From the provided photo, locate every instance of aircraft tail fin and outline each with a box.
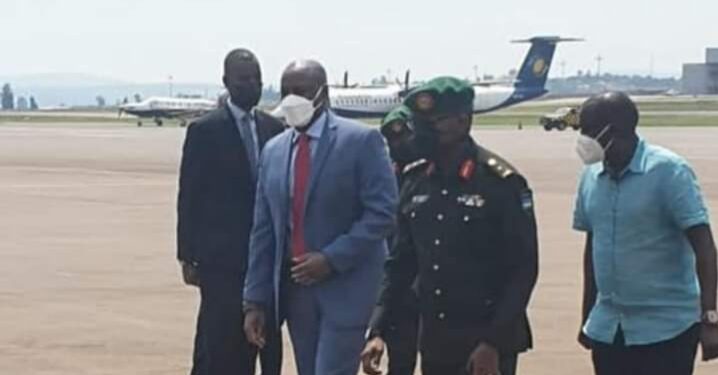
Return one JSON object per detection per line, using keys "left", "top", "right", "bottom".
{"left": 511, "top": 36, "right": 583, "bottom": 90}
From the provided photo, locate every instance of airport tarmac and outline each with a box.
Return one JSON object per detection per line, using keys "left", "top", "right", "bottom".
{"left": 1, "top": 122, "right": 717, "bottom": 374}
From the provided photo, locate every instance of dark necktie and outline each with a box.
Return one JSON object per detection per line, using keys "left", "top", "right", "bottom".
{"left": 240, "top": 114, "right": 258, "bottom": 180}
{"left": 291, "top": 133, "right": 311, "bottom": 259}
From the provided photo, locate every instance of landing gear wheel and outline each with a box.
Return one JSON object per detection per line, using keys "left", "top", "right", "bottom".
{"left": 155, "top": 118, "right": 163, "bottom": 127}
{"left": 137, "top": 121, "right": 143, "bottom": 127}
{"left": 179, "top": 119, "right": 188, "bottom": 127}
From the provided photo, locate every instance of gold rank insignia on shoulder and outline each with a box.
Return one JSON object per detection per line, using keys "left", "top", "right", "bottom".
{"left": 486, "top": 157, "right": 514, "bottom": 178}
{"left": 457, "top": 194, "right": 485, "bottom": 208}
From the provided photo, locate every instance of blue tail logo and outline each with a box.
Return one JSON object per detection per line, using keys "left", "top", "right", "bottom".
{"left": 512, "top": 36, "right": 583, "bottom": 90}
{"left": 532, "top": 58, "right": 548, "bottom": 78}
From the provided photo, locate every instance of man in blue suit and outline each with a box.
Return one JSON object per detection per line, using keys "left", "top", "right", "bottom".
{"left": 243, "top": 60, "right": 399, "bottom": 375}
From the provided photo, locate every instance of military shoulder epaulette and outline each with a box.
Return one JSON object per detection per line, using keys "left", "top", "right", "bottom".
{"left": 476, "top": 146, "right": 517, "bottom": 179}
{"left": 402, "top": 159, "right": 430, "bottom": 175}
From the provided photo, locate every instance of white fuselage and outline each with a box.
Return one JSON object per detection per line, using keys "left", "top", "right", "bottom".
{"left": 330, "top": 86, "right": 405, "bottom": 116}
{"left": 120, "top": 97, "right": 217, "bottom": 117}
{"left": 329, "top": 84, "right": 521, "bottom": 118}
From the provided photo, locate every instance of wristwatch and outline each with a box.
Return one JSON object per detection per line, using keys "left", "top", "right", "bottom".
{"left": 703, "top": 310, "right": 718, "bottom": 325}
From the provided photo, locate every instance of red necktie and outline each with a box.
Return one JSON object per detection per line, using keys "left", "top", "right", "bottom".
{"left": 291, "top": 133, "right": 311, "bottom": 259}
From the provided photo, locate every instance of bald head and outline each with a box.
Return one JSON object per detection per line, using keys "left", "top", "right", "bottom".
{"left": 580, "top": 91, "right": 639, "bottom": 138}
{"left": 283, "top": 60, "right": 327, "bottom": 85}
{"left": 280, "top": 60, "right": 328, "bottom": 100}
{"left": 579, "top": 91, "right": 640, "bottom": 170}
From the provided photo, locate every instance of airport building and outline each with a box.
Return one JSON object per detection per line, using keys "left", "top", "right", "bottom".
{"left": 682, "top": 48, "right": 718, "bottom": 95}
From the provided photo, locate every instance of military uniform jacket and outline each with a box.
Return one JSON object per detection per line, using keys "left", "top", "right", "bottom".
{"left": 373, "top": 139, "right": 539, "bottom": 364}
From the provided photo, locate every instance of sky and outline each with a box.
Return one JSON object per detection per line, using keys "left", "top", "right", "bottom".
{"left": 1, "top": 0, "right": 716, "bottom": 87}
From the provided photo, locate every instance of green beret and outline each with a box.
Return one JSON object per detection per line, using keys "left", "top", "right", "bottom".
{"left": 381, "top": 105, "right": 412, "bottom": 127}
{"left": 404, "top": 76, "right": 475, "bottom": 117}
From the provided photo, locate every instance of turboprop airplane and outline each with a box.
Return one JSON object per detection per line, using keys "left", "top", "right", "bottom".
{"left": 329, "top": 36, "right": 582, "bottom": 118}
{"left": 119, "top": 96, "right": 217, "bottom": 127}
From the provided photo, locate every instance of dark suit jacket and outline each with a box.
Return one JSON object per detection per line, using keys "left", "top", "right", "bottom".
{"left": 177, "top": 103, "right": 285, "bottom": 273}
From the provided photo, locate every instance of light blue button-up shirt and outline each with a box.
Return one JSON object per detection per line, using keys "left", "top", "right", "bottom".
{"left": 573, "top": 137, "right": 709, "bottom": 345}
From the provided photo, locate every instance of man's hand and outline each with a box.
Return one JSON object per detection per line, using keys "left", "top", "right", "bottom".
{"left": 701, "top": 323, "right": 718, "bottom": 361}
{"left": 291, "top": 252, "right": 333, "bottom": 286}
{"left": 180, "top": 261, "right": 200, "bottom": 287}
{"left": 361, "top": 336, "right": 386, "bottom": 375}
{"left": 578, "top": 330, "right": 592, "bottom": 350}
{"left": 467, "top": 343, "right": 500, "bottom": 375}
{"left": 244, "top": 306, "right": 266, "bottom": 349}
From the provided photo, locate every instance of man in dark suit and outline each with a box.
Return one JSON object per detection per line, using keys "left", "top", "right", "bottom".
{"left": 177, "top": 48, "right": 285, "bottom": 375}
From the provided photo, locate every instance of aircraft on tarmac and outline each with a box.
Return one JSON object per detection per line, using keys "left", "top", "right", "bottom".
{"left": 329, "top": 36, "right": 582, "bottom": 118}
{"left": 119, "top": 96, "right": 217, "bottom": 127}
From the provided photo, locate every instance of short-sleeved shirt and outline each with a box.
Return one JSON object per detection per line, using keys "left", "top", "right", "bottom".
{"left": 573, "top": 137, "right": 709, "bottom": 345}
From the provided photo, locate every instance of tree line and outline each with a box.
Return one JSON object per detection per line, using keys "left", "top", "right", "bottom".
{"left": 1, "top": 83, "right": 39, "bottom": 110}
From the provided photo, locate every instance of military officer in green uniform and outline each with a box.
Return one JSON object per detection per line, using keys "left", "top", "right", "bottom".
{"left": 379, "top": 104, "right": 419, "bottom": 178}
{"left": 361, "top": 77, "right": 539, "bottom": 375}
{"left": 368, "top": 105, "right": 421, "bottom": 375}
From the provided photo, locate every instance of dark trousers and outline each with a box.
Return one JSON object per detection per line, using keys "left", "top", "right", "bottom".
{"left": 421, "top": 353, "right": 518, "bottom": 375}
{"left": 591, "top": 324, "right": 700, "bottom": 375}
{"left": 190, "top": 313, "right": 206, "bottom": 375}
{"left": 190, "top": 269, "right": 282, "bottom": 375}
{"left": 384, "top": 305, "right": 419, "bottom": 375}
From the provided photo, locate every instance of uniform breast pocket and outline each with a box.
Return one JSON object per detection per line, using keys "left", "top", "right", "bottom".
{"left": 455, "top": 205, "right": 494, "bottom": 258}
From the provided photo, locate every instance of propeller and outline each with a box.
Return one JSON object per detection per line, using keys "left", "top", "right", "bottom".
{"left": 398, "top": 69, "right": 412, "bottom": 97}
{"left": 343, "top": 71, "right": 349, "bottom": 88}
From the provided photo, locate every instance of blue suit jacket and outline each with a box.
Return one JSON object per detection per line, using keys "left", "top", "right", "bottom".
{"left": 244, "top": 111, "right": 399, "bottom": 327}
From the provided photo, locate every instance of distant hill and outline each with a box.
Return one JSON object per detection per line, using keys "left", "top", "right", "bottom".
{"left": 0, "top": 73, "right": 129, "bottom": 88}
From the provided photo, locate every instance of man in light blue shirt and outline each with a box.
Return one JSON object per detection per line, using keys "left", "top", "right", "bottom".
{"left": 572, "top": 92, "right": 718, "bottom": 375}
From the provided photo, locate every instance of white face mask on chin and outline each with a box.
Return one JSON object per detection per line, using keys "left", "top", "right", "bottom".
{"left": 576, "top": 125, "right": 613, "bottom": 165}
{"left": 271, "top": 87, "right": 324, "bottom": 128}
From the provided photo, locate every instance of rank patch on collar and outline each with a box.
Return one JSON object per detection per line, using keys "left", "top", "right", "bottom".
{"left": 459, "top": 159, "right": 476, "bottom": 181}
{"left": 412, "top": 194, "right": 430, "bottom": 204}
{"left": 520, "top": 189, "right": 534, "bottom": 211}
{"left": 457, "top": 194, "right": 485, "bottom": 208}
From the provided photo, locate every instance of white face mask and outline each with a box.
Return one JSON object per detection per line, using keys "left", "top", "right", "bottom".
{"left": 576, "top": 125, "right": 613, "bottom": 165}
{"left": 271, "top": 87, "right": 324, "bottom": 128}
